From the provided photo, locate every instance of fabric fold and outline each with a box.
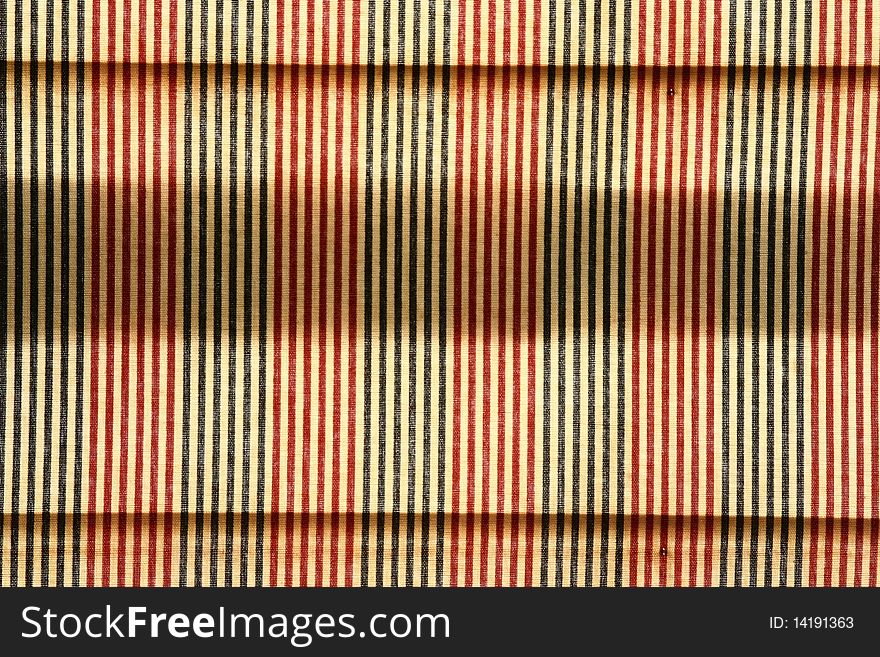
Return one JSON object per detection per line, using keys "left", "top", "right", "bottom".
{"left": 1, "top": 0, "right": 879, "bottom": 587}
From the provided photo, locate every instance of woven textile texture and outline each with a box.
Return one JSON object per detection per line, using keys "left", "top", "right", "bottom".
{"left": 1, "top": 1, "right": 879, "bottom": 587}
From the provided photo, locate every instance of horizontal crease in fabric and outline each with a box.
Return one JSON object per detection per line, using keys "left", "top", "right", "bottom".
{"left": 2, "top": 61, "right": 879, "bottom": 73}
{"left": 1, "top": 512, "right": 874, "bottom": 523}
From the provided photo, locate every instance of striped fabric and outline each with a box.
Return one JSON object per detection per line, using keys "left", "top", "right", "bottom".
{"left": 1, "top": 1, "right": 879, "bottom": 587}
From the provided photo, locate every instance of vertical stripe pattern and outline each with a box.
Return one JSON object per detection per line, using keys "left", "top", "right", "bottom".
{"left": 1, "top": 1, "right": 879, "bottom": 586}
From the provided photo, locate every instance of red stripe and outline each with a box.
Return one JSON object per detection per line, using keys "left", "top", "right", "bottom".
{"left": 134, "top": 0, "right": 150, "bottom": 587}
{"left": 285, "top": 0, "right": 301, "bottom": 587}
{"left": 86, "top": 18, "right": 100, "bottom": 580}
{"left": 495, "top": 0, "right": 511, "bottom": 587}
{"left": 100, "top": 1, "right": 119, "bottom": 587}
{"left": 644, "top": 63, "right": 662, "bottom": 586}
{"left": 674, "top": 66, "right": 691, "bottom": 587}
{"left": 703, "top": 0, "right": 722, "bottom": 585}
{"left": 808, "top": 3, "right": 828, "bottom": 584}
{"left": 658, "top": 0, "right": 676, "bottom": 591}
{"left": 659, "top": 61, "right": 674, "bottom": 591}
{"left": 852, "top": 7, "right": 872, "bottom": 580}
{"left": 450, "top": 4, "right": 468, "bottom": 585}
{"left": 524, "top": 0, "right": 541, "bottom": 587}
{"left": 135, "top": 3, "right": 147, "bottom": 585}
{"left": 821, "top": 8, "right": 844, "bottom": 587}
{"left": 628, "top": 0, "right": 648, "bottom": 585}
{"left": 313, "top": 8, "right": 331, "bottom": 587}
{"left": 852, "top": 66, "right": 868, "bottom": 587}
{"left": 479, "top": 0, "right": 497, "bottom": 589}
{"left": 508, "top": 0, "right": 527, "bottom": 586}
{"left": 689, "top": 0, "right": 707, "bottom": 587}
{"left": 653, "top": 0, "right": 667, "bottom": 589}
{"left": 848, "top": 7, "right": 871, "bottom": 586}
{"left": 630, "top": 7, "right": 645, "bottom": 586}
{"left": 467, "top": 0, "right": 486, "bottom": 587}
{"left": 147, "top": 0, "right": 163, "bottom": 588}
{"left": 871, "top": 64, "right": 880, "bottom": 586}
{"left": 163, "top": 0, "right": 179, "bottom": 588}
{"left": 464, "top": 1, "right": 482, "bottom": 587}
{"left": 676, "top": 3, "right": 693, "bottom": 588}
{"left": 836, "top": 39, "right": 858, "bottom": 585}
{"left": 346, "top": 3, "right": 361, "bottom": 588}
{"left": 269, "top": 0, "right": 286, "bottom": 588}
{"left": 300, "top": 3, "right": 316, "bottom": 585}
{"left": 329, "top": 0, "right": 347, "bottom": 587}
{"left": 116, "top": 0, "right": 133, "bottom": 587}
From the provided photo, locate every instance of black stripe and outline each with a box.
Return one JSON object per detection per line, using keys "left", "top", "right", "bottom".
{"left": 25, "top": 0, "right": 40, "bottom": 589}
{"left": 213, "top": 0, "right": 229, "bottom": 587}
{"left": 241, "top": 0, "right": 256, "bottom": 585}
{"left": 420, "top": 0, "right": 437, "bottom": 587}
{"left": 405, "top": 0, "right": 422, "bottom": 588}
{"left": 733, "top": 1, "right": 752, "bottom": 587}
{"left": 540, "top": 0, "right": 557, "bottom": 589}
{"left": 40, "top": 0, "right": 57, "bottom": 587}
{"left": 554, "top": 0, "right": 571, "bottom": 587}
{"left": 391, "top": 0, "right": 408, "bottom": 586}
{"left": 764, "top": 22, "right": 782, "bottom": 586}
{"left": 360, "top": 0, "right": 377, "bottom": 586}
{"left": 569, "top": 0, "right": 588, "bottom": 586}
{"left": 0, "top": 0, "right": 7, "bottom": 585}
{"left": 178, "top": 0, "right": 195, "bottom": 587}
{"left": 600, "top": 0, "right": 617, "bottom": 586}
{"left": 751, "top": 0, "right": 768, "bottom": 586}
{"left": 779, "top": 0, "right": 796, "bottom": 586}
{"left": 764, "top": 0, "right": 784, "bottom": 586}
{"left": 57, "top": 0, "right": 71, "bottom": 585}
{"left": 435, "top": 0, "right": 451, "bottom": 585}
{"left": 194, "top": 0, "right": 210, "bottom": 587}
{"left": 256, "top": 0, "right": 270, "bottom": 586}
{"left": 241, "top": 0, "right": 256, "bottom": 586}
{"left": 72, "top": 0, "right": 85, "bottom": 587}
{"left": 10, "top": 0, "right": 25, "bottom": 587}
{"left": 376, "top": 0, "right": 392, "bottom": 585}
{"left": 794, "top": 0, "right": 812, "bottom": 587}
{"left": 615, "top": 0, "right": 632, "bottom": 588}
{"left": 585, "top": 0, "right": 601, "bottom": 585}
